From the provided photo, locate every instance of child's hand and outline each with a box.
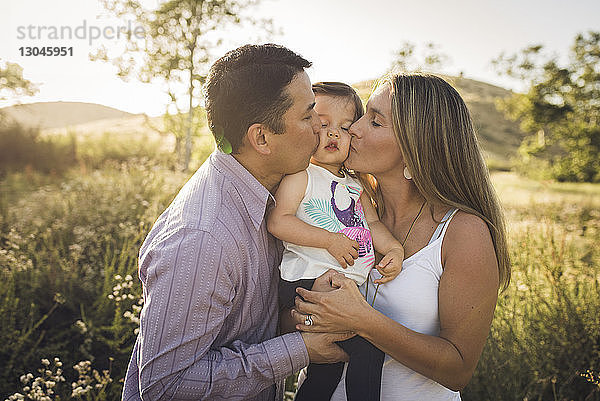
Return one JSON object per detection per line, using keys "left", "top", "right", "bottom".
{"left": 326, "top": 232, "right": 359, "bottom": 269}
{"left": 374, "top": 246, "right": 404, "bottom": 284}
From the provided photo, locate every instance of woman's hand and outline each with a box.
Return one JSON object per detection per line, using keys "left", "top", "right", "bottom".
{"left": 291, "top": 270, "right": 371, "bottom": 334}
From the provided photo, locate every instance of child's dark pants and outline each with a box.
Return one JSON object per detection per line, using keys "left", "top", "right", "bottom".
{"left": 279, "top": 278, "right": 385, "bottom": 401}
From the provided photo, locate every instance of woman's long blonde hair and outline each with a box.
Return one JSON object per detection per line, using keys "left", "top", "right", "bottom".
{"left": 362, "top": 73, "right": 511, "bottom": 291}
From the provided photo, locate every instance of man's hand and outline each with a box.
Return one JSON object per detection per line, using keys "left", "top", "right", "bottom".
{"left": 374, "top": 246, "right": 404, "bottom": 284}
{"left": 301, "top": 331, "right": 354, "bottom": 364}
{"left": 326, "top": 232, "right": 359, "bottom": 268}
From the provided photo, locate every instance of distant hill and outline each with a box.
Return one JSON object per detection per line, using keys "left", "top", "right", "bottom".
{"left": 353, "top": 76, "right": 526, "bottom": 163}
{"left": 0, "top": 101, "right": 137, "bottom": 130}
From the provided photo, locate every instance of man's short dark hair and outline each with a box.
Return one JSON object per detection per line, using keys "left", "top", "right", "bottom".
{"left": 204, "top": 44, "right": 312, "bottom": 153}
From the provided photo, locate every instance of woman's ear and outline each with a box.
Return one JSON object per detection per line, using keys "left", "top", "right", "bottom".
{"left": 245, "top": 123, "right": 271, "bottom": 155}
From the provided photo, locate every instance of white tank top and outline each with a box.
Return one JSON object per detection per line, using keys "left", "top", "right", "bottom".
{"left": 329, "top": 208, "right": 462, "bottom": 401}
{"left": 279, "top": 164, "right": 375, "bottom": 284}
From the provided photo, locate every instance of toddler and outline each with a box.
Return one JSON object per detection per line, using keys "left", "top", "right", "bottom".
{"left": 267, "top": 82, "right": 405, "bottom": 401}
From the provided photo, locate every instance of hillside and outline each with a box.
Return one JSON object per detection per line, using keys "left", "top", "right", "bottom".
{"left": 353, "top": 76, "right": 526, "bottom": 163}
{"left": 0, "top": 101, "right": 137, "bottom": 130}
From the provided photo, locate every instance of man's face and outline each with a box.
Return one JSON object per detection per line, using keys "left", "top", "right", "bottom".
{"left": 269, "top": 71, "right": 320, "bottom": 175}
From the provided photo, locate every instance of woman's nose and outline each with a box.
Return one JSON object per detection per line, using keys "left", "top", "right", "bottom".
{"left": 348, "top": 122, "right": 359, "bottom": 138}
{"left": 327, "top": 130, "right": 340, "bottom": 139}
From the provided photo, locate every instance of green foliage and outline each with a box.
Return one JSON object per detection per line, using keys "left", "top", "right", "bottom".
{"left": 0, "top": 61, "right": 37, "bottom": 101}
{"left": 0, "top": 122, "right": 184, "bottom": 176}
{"left": 92, "top": 0, "right": 273, "bottom": 170}
{"left": 0, "top": 124, "right": 76, "bottom": 176}
{"left": 464, "top": 202, "right": 600, "bottom": 400}
{"left": 494, "top": 31, "right": 600, "bottom": 182}
{"left": 0, "top": 160, "right": 191, "bottom": 399}
{"left": 390, "top": 41, "right": 450, "bottom": 73}
{"left": 74, "top": 131, "right": 176, "bottom": 170}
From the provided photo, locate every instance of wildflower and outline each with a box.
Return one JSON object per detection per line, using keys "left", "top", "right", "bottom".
{"left": 115, "top": 274, "right": 122, "bottom": 281}
{"left": 125, "top": 274, "right": 133, "bottom": 281}
{"left": 41, "top": 359, "right": 50, "bottom": 366}
{"left": 75, "top": 320, "right": 88, "bottom": 334}
{"left": 53, "top": 293, "right": 65, "bottom": 304}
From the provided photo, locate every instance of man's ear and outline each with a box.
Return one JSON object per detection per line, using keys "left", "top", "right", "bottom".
{"left": 245, "top": 123, "right": 271, "bottom": 155}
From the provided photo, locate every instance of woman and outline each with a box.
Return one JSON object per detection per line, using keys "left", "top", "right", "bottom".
{"left": 292, "top": 73, "right": 511, "bottom": 400}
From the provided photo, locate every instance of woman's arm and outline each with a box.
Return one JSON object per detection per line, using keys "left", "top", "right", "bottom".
{"left": 360, "top": 192, "right": 404, "bottom": 283}
{"left": 294, "top": 213, "right": 499, "bottom": 391}
{"left": 267, "top": 171, "right": 359, "bottom": 268}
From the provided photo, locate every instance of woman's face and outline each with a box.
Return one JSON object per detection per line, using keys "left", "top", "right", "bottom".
{"left": 345, "top": 85, "right": 403, "bottom": 174}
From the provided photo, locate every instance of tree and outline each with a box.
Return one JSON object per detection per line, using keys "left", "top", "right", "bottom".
{"left": 493, "top": 31, "right": 600, "bottom": 182}
{"left": 0, "top": 61, "right": 38, "bottom": 102}
{"left": 390, "top": 42, "right": 450, "bottom": 73}
{"left": 93, "top": 0, "right": 273, "bottom": 171}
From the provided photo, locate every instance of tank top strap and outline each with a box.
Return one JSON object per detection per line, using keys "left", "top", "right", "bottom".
{"left": 427, "top": 208, "right": 459, "bottom": 246}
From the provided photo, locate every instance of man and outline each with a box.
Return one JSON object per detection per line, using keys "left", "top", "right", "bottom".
{"left": 122, "top": 44, "right": 351, "bottom": 401}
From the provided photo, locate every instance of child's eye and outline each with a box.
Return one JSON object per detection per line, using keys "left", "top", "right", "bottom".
{"left": 371, "top": 120, "right": 382, "bottom": 127}
{"left": 322, "top": 124, "right": 328, "bottom": 128}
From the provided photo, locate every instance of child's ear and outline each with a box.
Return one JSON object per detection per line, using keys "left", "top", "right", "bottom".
{"left": 245, "top": 123, "right": 272, "bottom": 155}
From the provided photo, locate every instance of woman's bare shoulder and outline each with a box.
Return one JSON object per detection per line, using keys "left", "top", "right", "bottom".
{"left": 442, "top": 210, "right": 499, "bottom": 284}
{"left": 446, "top": 210, "right": 491, "bottom": 241}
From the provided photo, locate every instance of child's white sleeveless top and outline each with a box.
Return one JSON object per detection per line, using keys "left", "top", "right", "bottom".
{"left": 330, "top": 208, "right": 462, "bottom": 401}
{"left": 279, "top": 164, "right": 375, "bottom": 285}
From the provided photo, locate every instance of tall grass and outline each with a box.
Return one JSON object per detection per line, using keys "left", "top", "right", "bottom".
{"left": 464, "top": 199, "right": 600, "bottom": 400}
{"left": 0, "top": 160, "right": 191, "bottom": 399}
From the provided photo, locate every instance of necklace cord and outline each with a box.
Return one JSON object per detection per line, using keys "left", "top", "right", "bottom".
{"left": 367, "top": 200, "right": 427, "bottom": 305}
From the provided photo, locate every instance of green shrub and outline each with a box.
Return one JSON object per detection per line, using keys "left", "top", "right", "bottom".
{"left": 0, "top": 124, "right": 76, "bottom": 175}
{"left": 0, "top": 161, "right": 189, "bottom": 398}
{"left": 74, "top": 132, "right": 177, "bottom": 170}
{"left": 464, "top": 203, "right": 600, "bottom": 401}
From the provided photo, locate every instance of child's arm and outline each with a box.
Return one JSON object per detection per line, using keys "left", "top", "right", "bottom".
{"left": 267, "top": 171, "right": 359, "bottom": 268}
{"left": 360, "top": 192, "right": 405, "bottom": 284}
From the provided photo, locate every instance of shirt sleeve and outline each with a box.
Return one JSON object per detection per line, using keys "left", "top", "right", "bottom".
{"left": 135, "top": 228, "right": 309, "bottom": 401}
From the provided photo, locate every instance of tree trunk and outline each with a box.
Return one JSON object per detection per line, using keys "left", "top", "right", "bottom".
{"left": 184, "top": 86, "right": 193, "bottom": 172}
{"left": 184, "top": 53, "right": 195, "bottom": 171}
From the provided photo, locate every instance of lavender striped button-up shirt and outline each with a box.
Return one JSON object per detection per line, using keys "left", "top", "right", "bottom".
{"left": 122, "top": 150, "right": 309, "bottom": 401}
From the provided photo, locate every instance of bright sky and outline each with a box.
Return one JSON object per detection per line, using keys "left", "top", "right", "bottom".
{"left": 1, "top": 0, "right": 599, "bottom": 116}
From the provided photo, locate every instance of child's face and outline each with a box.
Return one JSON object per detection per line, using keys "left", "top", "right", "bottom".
{"left": 311, "top": 95, "right": 355, "bottom": 167}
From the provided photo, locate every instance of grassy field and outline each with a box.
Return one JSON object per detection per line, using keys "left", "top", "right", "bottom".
{"left": 1, "top": 129, "right": 599, "bottom": 400}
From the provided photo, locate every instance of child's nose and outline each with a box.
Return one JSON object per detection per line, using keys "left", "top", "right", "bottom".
{"left": 327, "top": 130, "right": 340, "bottom": 139}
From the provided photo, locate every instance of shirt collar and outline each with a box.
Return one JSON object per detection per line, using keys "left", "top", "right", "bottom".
{"left": 211, "top": 150, "right": 275, "bottom": 231}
